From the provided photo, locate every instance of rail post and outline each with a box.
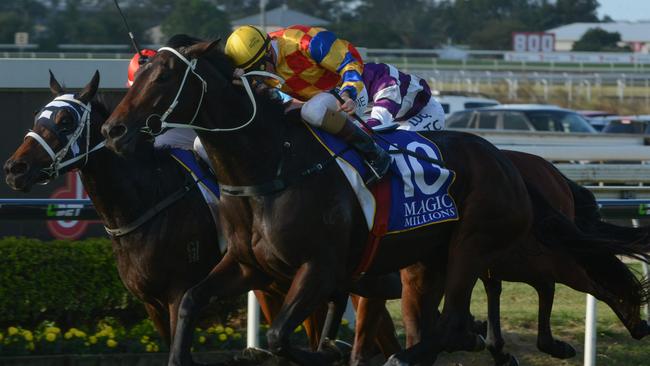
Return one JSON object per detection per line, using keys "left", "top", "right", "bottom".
{"left": 247, "top": 291, "right": 260, "bottom": 347}
{"left": 584, "top": 294, "right": 598, "bottom": 366}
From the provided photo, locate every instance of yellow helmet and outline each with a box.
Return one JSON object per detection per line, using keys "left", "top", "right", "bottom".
{"left": 225, "top": 25, "right": 271, "bottom": 70}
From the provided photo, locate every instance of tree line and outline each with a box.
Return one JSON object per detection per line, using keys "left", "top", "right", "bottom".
{"left": 1, "top": 0, "right": 603, "bottom": 50}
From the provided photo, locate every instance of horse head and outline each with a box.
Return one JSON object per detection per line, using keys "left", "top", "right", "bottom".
{"left": 102, "top": 35, "right": 234, "bottom": 155}
{"left": 4, "top": 70, "right": 103, "bottom": 191}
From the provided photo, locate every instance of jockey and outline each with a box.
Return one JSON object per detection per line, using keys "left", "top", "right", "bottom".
{"left": 363, "top": 63, "right": 445, "bottom": 132}
{"left": 126, "top": 49, "right": 211, "bottom": 164}
{"left": 225, "top": 25, "right": 391, "bottom": 180}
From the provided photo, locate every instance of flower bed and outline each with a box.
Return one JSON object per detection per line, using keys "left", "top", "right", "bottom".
{"left": 0, "top": 318, "right": 354, "bottom": 356}
{"left": 0, "top": 319, "right": 244, "bottom": 356}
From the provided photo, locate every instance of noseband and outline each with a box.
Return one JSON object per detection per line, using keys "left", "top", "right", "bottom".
{"left": 24, "top": 94, "right": 105, "bottom": 180}
{"left": 141, "top": 46, "right": 285, "bottom": 135}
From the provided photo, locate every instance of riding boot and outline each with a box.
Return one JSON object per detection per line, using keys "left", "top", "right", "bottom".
{"left": 335, "top": 118, "right": 392, "bottom": 181}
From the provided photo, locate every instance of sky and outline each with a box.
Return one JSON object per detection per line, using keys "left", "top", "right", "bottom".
{"left": 598, "top": 0, "right": 650, "bottom": 22}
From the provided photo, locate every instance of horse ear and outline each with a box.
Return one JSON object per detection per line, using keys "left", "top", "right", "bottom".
{"left": 186, "top": 39, "right": 221, "bottom": 58}
{"left": 77, "top": 70, "right": 100, "bottom": 104}
{"left": 49, "top": 70, "right": 64, "bottom": 96}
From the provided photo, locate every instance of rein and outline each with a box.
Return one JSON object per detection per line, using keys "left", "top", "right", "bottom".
{"left": 142, "top": 47, "right": 285, "bottom": 135}
{"left": 104, "top": 174, "right": 200, "bottom": 238}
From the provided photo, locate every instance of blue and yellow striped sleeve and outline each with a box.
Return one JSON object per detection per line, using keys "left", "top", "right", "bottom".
{"left": 308, "top": 30, "right": 364, "bottom": 100}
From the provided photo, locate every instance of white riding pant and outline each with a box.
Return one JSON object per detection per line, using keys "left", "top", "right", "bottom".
{"left": 300, "top": 88, "right": 369, "bottom": 128}
{"left": 154, "top": 128, "right": 210, "bottom": 167}
{"left": 397, "top": 98, "right": 446, "bottom": 132}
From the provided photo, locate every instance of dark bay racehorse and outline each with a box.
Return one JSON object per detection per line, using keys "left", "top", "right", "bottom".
{"left": 101, "top": 39, "right": 540, "bottom": 365}
{"left": 4, "top": 72, "right": 404, "bottom": 358}
{"left": 391, "top": 150, "right": 650, "bottom": 365}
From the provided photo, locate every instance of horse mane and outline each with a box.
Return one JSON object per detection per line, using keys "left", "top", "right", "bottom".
{"left": 166, "top": 33, "right": 287, "bottom": 121}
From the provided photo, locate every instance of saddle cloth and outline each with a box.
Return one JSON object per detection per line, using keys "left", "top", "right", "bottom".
{"left": 306, "top": 125, "right": 459, "bottom": 235}
{"left": 169, "top": 149, "right": 223, "bottom": 251}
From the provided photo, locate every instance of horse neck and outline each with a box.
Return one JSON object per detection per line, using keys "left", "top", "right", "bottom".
{"left": 198, "top": 92, "right": 287, "bottom": 187}
{"left": 79, "top": 112, "right": 179, "bottom": 229}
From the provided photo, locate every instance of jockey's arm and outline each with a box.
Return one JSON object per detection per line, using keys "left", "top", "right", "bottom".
{"left": 366, "top": 75, "right": 403, "bottom": 128}
{"left": 308, "top": 31, "right": 364, "bottom": 111}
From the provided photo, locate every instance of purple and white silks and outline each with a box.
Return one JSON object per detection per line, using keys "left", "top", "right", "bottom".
{"left": 363, "top": 63, "right": 444, "bottom": 131}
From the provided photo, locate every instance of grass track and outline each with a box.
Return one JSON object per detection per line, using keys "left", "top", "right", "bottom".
{"left": 385, "top": 264, "right": 650, "bottom": 365}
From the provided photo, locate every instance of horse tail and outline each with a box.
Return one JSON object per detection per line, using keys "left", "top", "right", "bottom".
{"left": 526, "top": 180, "right": 650, "bottom": 307}
{"left": 564, "top": 175, "right": 650, "bottom": 245}
{"left": 526, "top": 180, "right": 650, "bottom": 263}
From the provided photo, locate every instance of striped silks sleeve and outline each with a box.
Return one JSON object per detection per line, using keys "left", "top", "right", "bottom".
{"left": 308, "top": 30, "right": 364, "bottom": 100}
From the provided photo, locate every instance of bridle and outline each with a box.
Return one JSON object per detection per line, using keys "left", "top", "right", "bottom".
{"left": 141, "top": 46, "right": 285, "bottom": 135}
{"left": 24, "top": 94, "right": 105, "bottom": 181}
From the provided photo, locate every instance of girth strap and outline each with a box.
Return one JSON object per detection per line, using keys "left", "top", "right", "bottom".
{"left": 105, "top": 178, "right": 198, "bottom": 238}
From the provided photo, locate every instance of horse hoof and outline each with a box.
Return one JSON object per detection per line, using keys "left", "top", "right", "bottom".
{"left": 383, "top": 354, "right": 410, "bottom": 366}
{"left": 538, "top": 340, "right": 576, "bottom": 359}
{"left": 497, "top": 354, "right": 519, "bottom": 366}
{"left": 235, "top": 347, "right": 274, "bottom": 363}
{"left": 473, "top": 334, "right": 486, "bottom": 352}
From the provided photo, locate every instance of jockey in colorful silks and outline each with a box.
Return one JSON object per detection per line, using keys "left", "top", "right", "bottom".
{"left": 126, "top": 48, "right": 213, "bottom": 165}
{"left": 362, "top": 63, "right": 445, "bottom": 132}
{"left": 224, "top": 24, "right": 391, "bottom": 179}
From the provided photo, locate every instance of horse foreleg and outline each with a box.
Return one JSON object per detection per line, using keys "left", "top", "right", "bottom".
{"left": 482, "top": 277, "right": 518, "bottom": 366}
{"left": 168, "top": 252, "right": 263, "bottom": 366}
{"left": 350, "top": 296, "right": 393, "bottom": 366}
{"left": 144, "top": 302, "right": 171, "bottom": 346}
{"left": 266, "top": 260, "right": 336, "bottom": 366}
{"left": 533, "top": 281, "right": 575, "bottom": 359}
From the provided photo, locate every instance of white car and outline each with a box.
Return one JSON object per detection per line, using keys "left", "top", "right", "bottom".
{"left": 433, "top": 94, "right": 500, "bottom": 116}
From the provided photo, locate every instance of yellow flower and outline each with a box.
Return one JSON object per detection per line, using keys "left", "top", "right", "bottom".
{"left": 7, "top": 327, "right": 18, "bottom": 336}
{"left": 218, "top": 333, "right": 227, "bottom": 342}
{"left": 153, "top": 344, "right": 159, "bottom": 352}
{"left": 140, "top": 335, "right": 150, "bottom": 344}
{"left": 72, "top": 329, "right": 86, "bottom": 338}
{"left": 341, "top": 319, "right": 349, "bottom": 326}
{"left": 145, "top": 343, "right": 153, "bottom": 352}
{"left": 106, "top": 339, "right": 117, "bottom": 348}
{"left": 45, "top": 327, "right": 61, "bottom": 334}
{"left": 45, "top": 333, "right": 56, "bottom": 342}
{"left": 232, "top": 333, "right": 242, "bottom": 340}
{"left": 198, "top": 336, "right": 206, "bottom": 344}
{"left": 214, "top": 325, "right": 224, "bottom": 333}
{"left": 26, "top": 341, "right": 34, "bottom": 351}
{"left": 225, "top": 327, "right": 234, "bottom": 335}
{"left": 293, "top": 325, "right": 303, "bottom": 333}
{"left": 23, "top": 331, "right": 33, "bottom": 342}
{"left": 0, "top": 333, "right": 4, "bottom": 342}
{"left": 64, "top": 332, "right": 73, "bottom": 340}
{"left": 89, "top": 336, "right": 97, "bottom": 344}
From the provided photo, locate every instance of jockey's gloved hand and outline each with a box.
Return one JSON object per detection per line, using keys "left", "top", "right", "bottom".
{"left": 232, "top": 68, "right": 245, "bottom": 86}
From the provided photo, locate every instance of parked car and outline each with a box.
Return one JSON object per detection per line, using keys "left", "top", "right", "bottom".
{"left": 446, "top": 104, "right": 597, "bottom": 133}
{"left": 601, "top": 116, "right": 650, "bottom": 135}
{"left": 433, "top": 92, "right": 500, "bottom": 116}
{"left": 578, "top": 110, "right": 617, "bottom": 131}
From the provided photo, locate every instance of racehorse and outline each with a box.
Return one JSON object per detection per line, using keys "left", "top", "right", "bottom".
{"left": 394, "top": 150, "right": 650, "bottom": 365}
{"left": 4, "top": 71, "right": 405, "bottom": 360}
{"left": 101, "top": 38, "right": 541, "bottom": 365}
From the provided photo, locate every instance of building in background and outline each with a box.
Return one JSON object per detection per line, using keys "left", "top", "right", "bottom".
{"left": 547, "top": 22, "right": 650, "bottom": 52}
{"left": 231, "top": 4, "right": 328, "bottom": 33}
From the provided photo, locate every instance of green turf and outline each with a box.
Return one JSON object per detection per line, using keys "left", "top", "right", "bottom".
{"left": 385, "top": 263, "right": 650, "bottom": 365}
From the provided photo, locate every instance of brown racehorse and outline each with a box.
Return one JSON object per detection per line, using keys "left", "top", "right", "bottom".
{"left": 3, "top": 71, "right": 401, "bottom": 361}
{"left": 101, "top": 37, "right": 541, "bottom": 365}
{"left": 379, "top": 151, "right": 650, "bottom": 365}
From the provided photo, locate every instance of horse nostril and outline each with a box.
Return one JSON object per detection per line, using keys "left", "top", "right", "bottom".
{"left": 107, "top": 124, "right": 127, "bottom": 139}
{"left": 7, "top": 160, "right": 29, "bottom": 176}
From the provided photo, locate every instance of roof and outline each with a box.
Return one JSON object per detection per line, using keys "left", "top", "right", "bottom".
{"left": 231, "top": 5, "right": 329, "bottom": 28}
{"left": 547, "top": 22, "right": 650, "bottom": 42}
{"left": 483, "top": 104, "right": 564, "bottom": 111}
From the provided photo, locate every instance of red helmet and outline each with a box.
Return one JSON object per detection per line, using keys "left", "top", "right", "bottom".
{"left": 127, "top": 49, "right": 158, "bottom": 87}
